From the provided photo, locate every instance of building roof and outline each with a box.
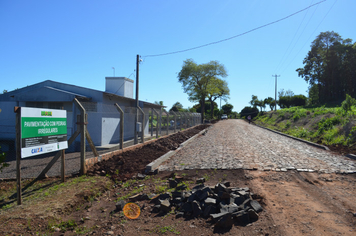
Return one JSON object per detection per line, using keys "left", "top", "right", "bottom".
{"left": 0, "top": 80, "right": 163, "bottom": 108}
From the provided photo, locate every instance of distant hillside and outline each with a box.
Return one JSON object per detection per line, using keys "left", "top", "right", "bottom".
{"left": 254, "top": 106, "right": 356, "bottom": 155}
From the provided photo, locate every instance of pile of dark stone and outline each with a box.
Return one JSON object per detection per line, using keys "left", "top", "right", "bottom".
{"left": 118, "top": 177, "right": 263, "bottom": 229}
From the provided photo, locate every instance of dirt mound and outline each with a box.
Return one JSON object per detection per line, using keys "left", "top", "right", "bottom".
{"left": 87, "top": 125, "right": 210, "bottom": 181}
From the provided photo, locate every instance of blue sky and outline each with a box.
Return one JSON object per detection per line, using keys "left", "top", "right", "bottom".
{"left": 1, "top": 0, "right": 355, "bottom": 112}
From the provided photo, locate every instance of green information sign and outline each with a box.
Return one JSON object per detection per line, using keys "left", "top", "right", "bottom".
{"left": 21, "top": 107, "right": 68, "bottom": 158}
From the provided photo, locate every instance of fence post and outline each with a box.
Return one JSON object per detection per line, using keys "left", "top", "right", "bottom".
{"left": 150, "top": 108, "right": 153, "bottom": 137}
{"left": 137, "top": 107, "right": 145, "bottom": 143}
{"left": 179, "top": 112, "right": 182, "bottom": 130}
{"left": 159, "top": 108, "right": 162, "bottom": 135}
{"left": 152, "top": 108, "right": 159, "bottom": 139}
{"left": 171, "top": 111, "right": 177, "bottom": 133}
{"left": 134, "top": 107, "right": 138, "bottom": 144}
{"left": 74, "top": 98, "right": 86, "bottom": 175}
{"left": 114, "top": 103, "right": 124, "bottom": 149}
{"left": 184, "top": 112, "right": 188, "bottom": 128}
{"left": 166, "top": 110, "right": 169, "bottom": 135}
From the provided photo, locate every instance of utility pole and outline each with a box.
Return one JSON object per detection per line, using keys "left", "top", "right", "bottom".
{"left": 112, "top": 67, "right": 115, "bottom": 77}
{"left": 134, "top": 55, "right": 140, "bottom": 144}
{"left": 272, "top": 74, "right": 280, "bottom": 111}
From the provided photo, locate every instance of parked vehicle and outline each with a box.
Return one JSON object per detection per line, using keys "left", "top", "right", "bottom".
{"left": 221, "top": 114, "right": 228, "bottom": 120}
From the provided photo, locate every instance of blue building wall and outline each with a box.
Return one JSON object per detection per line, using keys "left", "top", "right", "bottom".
{"left": 0, "top": 80, "right": 160, "bottom": 152}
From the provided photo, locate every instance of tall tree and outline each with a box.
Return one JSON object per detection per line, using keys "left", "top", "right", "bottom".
{"left": 264, "top": 97, "right": 275, "bottom": 111}
{"left": 154, "top": 101, "right": 164, "bottom": 106}
{"left": 169, "top": 102, "right": 183, "bottom": 112}
{"left": 207, "top": 78, "right": 230, "bottom": 119}
{"left": 178, "top": 59, "right": 227, "bottom": 123}
{"left": 297, "top": 31, "right": 356, "bottom": 103}
{"left": 222, "top": 103, "right": 233, "bottom": 115}
{"left": 250, "top": 95, "right": 259, "bottom": 108}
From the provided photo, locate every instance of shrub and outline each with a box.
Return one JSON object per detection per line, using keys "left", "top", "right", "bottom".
{"left": 291, "top": 95, "right": 307, "bottom": 106}
{"left": 341, "top": 94, "right": 356, "bottom": 113}
{"left": 317, "top": 117, "right": 341, "bottom": 134}
{"left": 0, "top": 147, "right": 9, "bottom": 172}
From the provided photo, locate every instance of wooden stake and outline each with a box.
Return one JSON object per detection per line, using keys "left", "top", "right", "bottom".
{"left": 15, "top": 106, "right": 22, "bottom": 205}
{"left": 61, "top": 149, "right": 65, "bottom": 182}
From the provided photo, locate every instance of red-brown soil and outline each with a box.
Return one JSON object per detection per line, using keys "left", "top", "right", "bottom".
{"left": 0, "top": 123, "right": 356, "bottom": 235}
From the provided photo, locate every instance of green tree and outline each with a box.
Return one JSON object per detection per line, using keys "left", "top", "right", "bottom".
{"left": 222, "top": 103, "right": 233, "bottom": 115}
{"left": 192, "top": 100, "right": 218, "bottom": 115}
{"left": 154, "top": 101, "right": 164, "bottom": 106}
{"left": 178, "top": 59, "right": 227, "bottom": 123}
{"left": 291, "top": 95, "right": 307, "bottom": 107}
{"left": 297, "top": 31, "right": 356, "bottom": 103}
{"left": 264, "top": 97, "right": 275, "bottom": 111}
{"left": 250, "top": 95, "right": 259, "bottom": 108}
{"left": 169, "top": 102, "right": 183, "bottom": 112}
{"left": 240, "top": 106, "right": 259, "bottom": 119}
{"left": 207, "top": 78, "right": 230, "bottom": 119}
{"left": 278, "top": 96, "right": 291, "bottom": 108}
{"left": 307, "top": 84, "right": 319, "bottom": 106}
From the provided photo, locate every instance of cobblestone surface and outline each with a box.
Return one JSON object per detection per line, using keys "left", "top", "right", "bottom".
{"left": 159, "top": 119, "right": 356, "bottom": 173}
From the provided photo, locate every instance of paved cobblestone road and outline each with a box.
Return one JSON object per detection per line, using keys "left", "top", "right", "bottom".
{"left": 159, "top": 119, "right": 356, "bottom": 173}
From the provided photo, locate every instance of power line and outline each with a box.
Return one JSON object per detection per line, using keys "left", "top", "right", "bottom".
{"left": 274, "top": 0, "right": 314, "bottom": 73}
{"left": 143, "top": 0, "right": 326, "bottom": 58}
{"left": 280, "top": 0, "right": 337, "bottom": 74}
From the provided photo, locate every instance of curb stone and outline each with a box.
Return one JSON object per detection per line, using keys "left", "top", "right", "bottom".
{"left": 253, "top": 122, "right": 330, "bottom": 151}
{"left": 254, "top": 122, "right": 356, "bottom": 161}
{"left": 346, "top": 154, "right": 356, "bottom": 161}
{"left": 145, "top": 126, "right": 212, "bottom": 173}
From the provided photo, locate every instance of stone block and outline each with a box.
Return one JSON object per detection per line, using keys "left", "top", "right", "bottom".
{"left": 115, "top": 200, "right": 125, "bottom": 211}
{"left": 192, "top": 200, "right": 202, "bottom": 217}
{"left": 203, "top": 205, "right": 217, "bottom": 218}
{"left": 248, "top": 209, "right": 259, "bottom": 221}
{"left": 159, "top": 199, "right": 171, "bottom": 213}
{"left": 205, "top": 197, "right": 216, "bottom": 205}
{"left": 250, "top": 200, "right": 263, "bottom": 213}
{"left": 213, "top": 212, "right": 233, "bottom": 228}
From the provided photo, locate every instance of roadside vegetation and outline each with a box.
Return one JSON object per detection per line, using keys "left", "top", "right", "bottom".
{"left": 254, "top": 97, "right": 356, "bottom": 149}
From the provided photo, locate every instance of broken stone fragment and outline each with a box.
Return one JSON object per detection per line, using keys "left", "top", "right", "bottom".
{"left": 115, "top": 200, "right": 125, "bottom": 211}
{"left": 203, "top": 205, "right": 217, "bottom": 218}
{"left": 192, "top": 200, "right": 202, "bottom": 217}
{"left": 234, "top": 211, "right": 250, "bottom": 225}
{"left": 211, "top": 212, "right": 233, "bottom": 228}
{"left": 128, "top": 194, "right": 149, "bottom": 202}
{"left": 180, "top": 202, "right": 193, "bottom": 213}
{"left": 192, "top": 184, "right": 205, "bottom": 191}
{"left": 214, "top": 183, "right": 228, "bottom": 193}
{"left": 152, "top": 204, "right": 160, "bottom": 213}
{"left": 232, "top": 194, "right": 245, "bottom": 205}
{"left": 137, "top": 173, "right": 146, "bottom": 179}
{"left": 196, "top": 189, "right": 209, "bottom": 201}
{"left": 169, "top": 178, "right": 178, "bottom": 188}
{"left": 196, "top": 178, "right": 205, "bottom": 184}
{"left": 247, "top": 209, "right": 259, "bottom": 221}
{"left": 171, "top": 191, "right": 183, "bottom": 198}
{"left": 221, "top": 181, "right": 230, "bottom": 187}
{"left": 250, "top": 200, "right": 263, "bottom": 213}
{"left": 204, "top": 197, "right": 216, "bottom": 205}
{"left": 159, "top": 199, "right": 171, "bottom": 213}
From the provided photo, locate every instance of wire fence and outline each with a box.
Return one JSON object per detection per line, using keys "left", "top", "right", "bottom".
{"left": 0, "top": 102, "right": 201, "bottom": 172}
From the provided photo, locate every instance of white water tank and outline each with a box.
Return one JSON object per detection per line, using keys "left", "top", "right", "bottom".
{"left": 105, "top": 77, "right": 134, "bottom": 98}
